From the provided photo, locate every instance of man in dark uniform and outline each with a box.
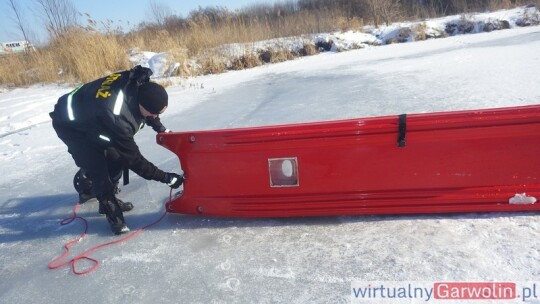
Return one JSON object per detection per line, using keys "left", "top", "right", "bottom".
{"left": 50, "top": 65, "right": 183, "bottom": 235}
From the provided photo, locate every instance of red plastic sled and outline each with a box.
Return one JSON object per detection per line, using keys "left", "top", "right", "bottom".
{"left": 157, "top": 105, "right": 540, "bottom": 217}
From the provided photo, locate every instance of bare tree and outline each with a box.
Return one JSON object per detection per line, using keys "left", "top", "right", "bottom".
{"left": 33, "top": 0, "right": 78, "bottom": 39}
{"left": 380, "top": 0, "right": 402, "bottom": 26}
{"left": 365, "top": 0, "right": 402, "bottom": 27}
{"left": 148, "top": 0, "right": 173, "bottom": 27}
{"left": 5, "top": 0, "right": 32, "bottom": 44}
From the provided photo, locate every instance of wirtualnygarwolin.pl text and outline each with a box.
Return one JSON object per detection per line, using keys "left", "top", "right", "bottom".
{"left": 351, "top": 281, "right": 539, "bottom": 303}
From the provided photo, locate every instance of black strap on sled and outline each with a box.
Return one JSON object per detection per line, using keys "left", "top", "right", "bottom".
{"left": 123, "top": 167, "right": 130, "bottom": 186}
{"left": 397, "top": 114, "right": 407, "bottom": 148}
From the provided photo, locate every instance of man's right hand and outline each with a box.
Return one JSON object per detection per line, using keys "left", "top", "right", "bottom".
{"left": 162, "top": 172, "right": 184, "bottom": 189}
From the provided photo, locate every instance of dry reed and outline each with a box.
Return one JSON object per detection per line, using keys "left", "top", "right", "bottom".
{"left": 1, "top": 0, "right": 538, "bottom": 87}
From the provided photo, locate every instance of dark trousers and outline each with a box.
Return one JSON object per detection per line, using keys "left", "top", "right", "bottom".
{"left": 52, "top": 121, "right": 124, "bottom": 199}
{"left": 52, "top": 121, "right": 128, "bottom": 228}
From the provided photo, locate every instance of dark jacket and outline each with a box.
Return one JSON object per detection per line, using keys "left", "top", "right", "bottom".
{"left": 50, "top": 66, "right": 167, "bottom": 182}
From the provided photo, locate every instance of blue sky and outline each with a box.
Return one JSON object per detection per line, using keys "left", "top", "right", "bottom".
{"left": 1, "top": 0, "right": 272, "bottom": 43}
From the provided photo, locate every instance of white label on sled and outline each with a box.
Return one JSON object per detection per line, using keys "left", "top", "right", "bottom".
{"left": 509, "top": 193, "right": 537, "bottom": 205}
{"left": 269, "top": 157, "right": 299, "bottom": 187}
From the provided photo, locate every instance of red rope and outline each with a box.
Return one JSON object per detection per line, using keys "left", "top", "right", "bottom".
{"left": 48, "top": 189, "right": 172, "bottom": 275}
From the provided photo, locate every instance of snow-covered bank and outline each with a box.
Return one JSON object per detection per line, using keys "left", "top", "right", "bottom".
{"left": 132, "top": 6, "right": 539, "bottom": 78}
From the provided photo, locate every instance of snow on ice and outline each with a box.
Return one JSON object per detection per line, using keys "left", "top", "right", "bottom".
{"left": 1, "top": 7, "right": 540, "bottom": 304}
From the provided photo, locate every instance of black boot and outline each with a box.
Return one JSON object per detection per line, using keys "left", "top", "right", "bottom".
{"left": 98, "top": 195, "right": 130, "bottom": 235}
{"left": 79, "top": 192, "right": 96, "bottom": 204}
{"left": 99, "top": 197, "right": 134, "bottom": 214}
{"left": 73, "top": 169, "right": 133, "bottom": 214}
{"left": 98, "top": 185, "right": 133, "bottom": 214}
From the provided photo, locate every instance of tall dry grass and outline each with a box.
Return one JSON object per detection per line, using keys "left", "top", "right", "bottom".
{"left": 0, "top": 0, "right": 538, "bottom": 87}
{"left": 0, "top": 28, "right": 130, "bottom": 86}
{"left": 1, "top": 8, "right": 354, "bottom": 86}
{"left": 129, "top": 9, "right": 351, "bottom": 56}
{"left": 51, "top": 28, "right": 130, "bottom": 82}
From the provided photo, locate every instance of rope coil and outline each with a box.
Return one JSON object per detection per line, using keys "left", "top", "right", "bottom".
{"left": 48, "top": 189, "right": 171, "bottom": 275}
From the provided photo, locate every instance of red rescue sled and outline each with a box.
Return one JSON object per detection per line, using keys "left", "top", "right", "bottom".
{"left": 157, "top": 105, "right": 540, "bottom": 217}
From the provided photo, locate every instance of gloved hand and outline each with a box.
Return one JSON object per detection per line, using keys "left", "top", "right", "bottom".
{"left": 162, "top": 172, "right": 184, "bottom": 189}
{"left": 146, "top": 116, "right": 171, "bottom": 133}
{"left": 129, "top": 65, "right": 153, "bottom": 86}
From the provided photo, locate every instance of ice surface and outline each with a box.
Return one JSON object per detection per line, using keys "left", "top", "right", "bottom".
{"left": 1, "top": 10, "right": 540, "bottom": 304}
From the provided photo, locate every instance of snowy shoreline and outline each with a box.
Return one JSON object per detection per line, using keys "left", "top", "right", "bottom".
{"left": 131, "top": 6, "right": 539, "bottom": 79}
